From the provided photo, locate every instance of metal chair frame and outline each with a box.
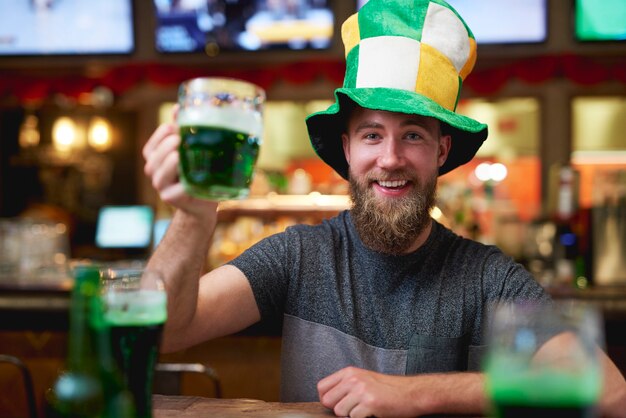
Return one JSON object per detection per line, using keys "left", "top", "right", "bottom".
{"left": 153, "top": 362, "right": 222, "bottom": 398}
{"left": 0, "top": 355, "right": 38, "bottom": 418}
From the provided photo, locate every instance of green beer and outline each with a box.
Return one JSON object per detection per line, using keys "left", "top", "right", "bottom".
{"left": 486, "top": 355, "right": 601, "bottom": 418}
{"left": 179, "top": 125, "right": 260, "bottom": 200}
{"left": 103, "top": 289, "right": 167, "bottom": 418}
{"left": 177, "top": 77, "right": 265, "bottom": 201}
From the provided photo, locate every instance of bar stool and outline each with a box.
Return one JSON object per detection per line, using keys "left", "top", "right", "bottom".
{"left": 153, "top": 362, "right": 222, "bottom": 398}
{"left": 0, "top": 355, "right": 38, "bottom": 418}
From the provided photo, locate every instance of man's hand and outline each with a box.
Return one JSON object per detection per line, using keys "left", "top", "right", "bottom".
{"left": 597, "top": 349, "right": 626, "bottom": 418}
{"left": 533, "top": 332, "right": 626, "bottom": 418}
{"left": 318, "top": 367, "right": 486, "bottom": 418}
{"left": 318, "top": 367, "right": 428, "bottom": 418}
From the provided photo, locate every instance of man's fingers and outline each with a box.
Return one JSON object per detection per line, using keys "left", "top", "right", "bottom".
{"left": 333, "top": 393, "right": 361, "bottom": 418}
{"left": 143, "top": 123, "right": 176, "bottom": 161}
{"left": 144, "top": 103, "right": 180, "bottom": 158}
{"left": 345, "top": 403, "right": 372, "bottom": 418}
{"left": 151, "top": 151, "right": 180, "bottom": 192}
{"left": 318, "top": 369, "right": 348, "bottom": 404}
{"left": 144, "top": 130, "right": 180, "bottom": 177}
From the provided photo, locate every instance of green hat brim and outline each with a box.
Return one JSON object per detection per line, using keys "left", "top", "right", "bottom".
{"left": 306, "top": 88, "right": 488, "bottom": 179}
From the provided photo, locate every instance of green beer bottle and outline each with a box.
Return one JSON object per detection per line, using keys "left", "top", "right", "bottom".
{"left": 46, "top": 266, "right": 135, "bottom": 418}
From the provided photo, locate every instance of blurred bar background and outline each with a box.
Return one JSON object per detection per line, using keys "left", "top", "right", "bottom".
{"left": 0, "top": 1, "right": 624, "bottom": 417}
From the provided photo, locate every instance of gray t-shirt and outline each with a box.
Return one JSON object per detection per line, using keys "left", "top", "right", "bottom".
{"left": 228, "top": 210, "right": 549, "bottom": 401}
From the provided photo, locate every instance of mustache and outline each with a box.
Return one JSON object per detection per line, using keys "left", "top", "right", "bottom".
{"left": 362, "top": 169, "right": 419, "bottom": 183}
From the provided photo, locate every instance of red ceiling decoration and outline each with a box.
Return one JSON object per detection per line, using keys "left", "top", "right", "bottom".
{"left": 0, "top": 54, "right": 624, "bottom": 104}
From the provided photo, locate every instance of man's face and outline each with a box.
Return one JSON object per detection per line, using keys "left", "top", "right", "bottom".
{"left": 342, "top": 107, "right": 451, "bottom": 255}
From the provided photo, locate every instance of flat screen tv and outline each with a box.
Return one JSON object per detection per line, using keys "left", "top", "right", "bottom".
{"left": 0, "top": 0, "right": 134, "bottom": 56}
{"left": 154, "top": 0, "right": 334, "bottom": 53}
{"left": 575, "top": 0, "right": 626, "bottom": 41}
{"left": 95, "top": 206, "right": 154, "bottom": 249}
{"left": 356, "top": 0, "right": 547, "bottom": 45}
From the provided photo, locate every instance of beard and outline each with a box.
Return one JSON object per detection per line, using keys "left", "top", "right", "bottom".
{"left": 349, "top": 169, "right": 437, "bottom": 256}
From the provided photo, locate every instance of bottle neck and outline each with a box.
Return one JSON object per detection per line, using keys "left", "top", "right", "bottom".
{"left": 67, "top": 269, "right": 100, "bottom": 372}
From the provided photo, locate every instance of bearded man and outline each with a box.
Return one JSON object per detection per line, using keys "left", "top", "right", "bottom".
{"left": 143, "top": 0, "right": 626, "bottom": 417}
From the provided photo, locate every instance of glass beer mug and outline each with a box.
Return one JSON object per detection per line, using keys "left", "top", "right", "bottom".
{"left": 100, "top": 267, "right": 167, "bottom": 418}
{"left": 484, "top": 301, "right": 604, "bottom": 418}
{"left": 177, "top": 77, "right": 265, "bottom": 201}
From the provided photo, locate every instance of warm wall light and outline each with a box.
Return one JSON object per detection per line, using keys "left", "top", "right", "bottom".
{"left": 52, "top": 117, "right": 77, "bottom": 152}
{"left": 19, "top": 114, "right": 40, "bottom": 148}
{"left": 88, "top": 117, "right": 112, "bottom": 152}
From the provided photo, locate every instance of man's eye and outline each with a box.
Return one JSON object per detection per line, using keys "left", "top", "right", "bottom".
{"left": 406, "top": 133, "right": 422, "bottom": 141}
{"left": 364, "top": 133, "right": 380, "bottom": 140}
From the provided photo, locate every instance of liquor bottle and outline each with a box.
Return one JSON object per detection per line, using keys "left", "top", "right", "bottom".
{"left": 551, "top": 165, "right": 586, "bottom": 288}
{"left": 46, "top": 265, "right": 134, "bottom": 417}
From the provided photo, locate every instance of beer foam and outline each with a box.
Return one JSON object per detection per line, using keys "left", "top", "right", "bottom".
{"left": 178, "top": 106, "right": 263, "bottom": 137}
{"left": 104, "top": 290, "right": 167, "bottom": 326}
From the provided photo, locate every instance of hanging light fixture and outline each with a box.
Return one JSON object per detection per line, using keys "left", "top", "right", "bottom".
{"left": 87, "top": 116, "right": 112, "bottom": 152}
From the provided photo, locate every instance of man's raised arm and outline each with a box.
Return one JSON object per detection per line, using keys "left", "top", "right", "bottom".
{"left": 142, "top": 116, "right": 261, "bottom": 353}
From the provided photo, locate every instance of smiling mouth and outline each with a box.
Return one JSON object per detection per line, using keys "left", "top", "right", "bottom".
{"left": 376, "top": 180, "right": 409, "bottom": 189}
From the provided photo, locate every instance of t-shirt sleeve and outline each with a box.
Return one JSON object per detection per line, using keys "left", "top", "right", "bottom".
{"left": 482, "top": 248, "right": 551, "bottom": 304}
{"left": 226, "top": 230, "right": 292, "bottom": 322}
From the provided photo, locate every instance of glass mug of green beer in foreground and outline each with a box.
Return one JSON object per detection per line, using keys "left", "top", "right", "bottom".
{"left": 484, "top": 301, "right": 604, "bottom": 418}
{"left": 100, "top": 267, "right": 167, "bottom": 418}
{"left": 177, "top": 77, "right": 265, "bottom": 200}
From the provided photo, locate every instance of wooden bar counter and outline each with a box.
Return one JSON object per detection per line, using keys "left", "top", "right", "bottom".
{"left": 152, "top": 395, "right": 483, "bottom": 418}
{"left": 153, "top": 395, "right": 335, "bottom": 417}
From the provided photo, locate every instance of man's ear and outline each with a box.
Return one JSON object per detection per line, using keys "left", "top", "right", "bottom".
{"left": 342, "top": 133, "right": 351, "bottom": 165}
{"left": 438, "top": 135, "right": 452, "bottom": 168}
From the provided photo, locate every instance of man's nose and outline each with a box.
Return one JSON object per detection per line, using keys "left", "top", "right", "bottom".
{"left": 377, "top": 139, "right": 405, "bottom": 169}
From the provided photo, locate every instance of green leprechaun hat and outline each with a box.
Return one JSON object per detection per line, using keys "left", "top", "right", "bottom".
{"left": 306, "top": 0, "right": 488, "bottom": 179}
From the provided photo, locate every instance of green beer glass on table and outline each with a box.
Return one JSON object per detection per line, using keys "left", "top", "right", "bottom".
{"left": 100, "top": 267, "right": 167, "bottom": 418}
{"left": 177, "top": 77, "right": 265, "bottom": 200}
{"left": 484, "top": 301, "right": 604, "bottom": 418}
